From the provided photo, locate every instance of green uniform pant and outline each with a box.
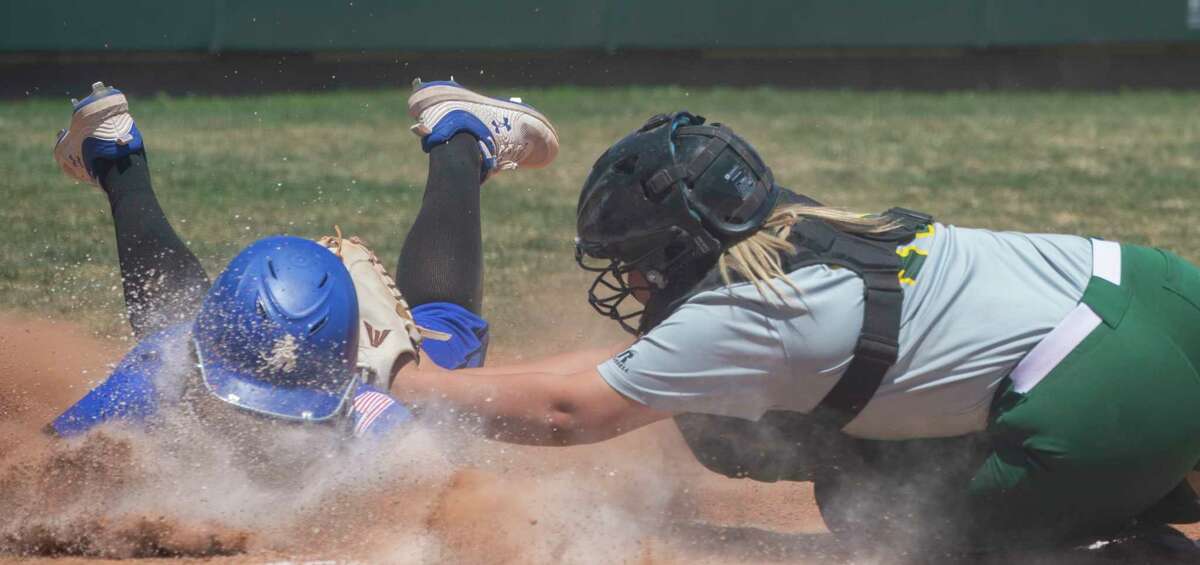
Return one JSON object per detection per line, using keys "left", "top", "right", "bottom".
{"left": 968, "top": 244, "right": 1200, "bottom": 546}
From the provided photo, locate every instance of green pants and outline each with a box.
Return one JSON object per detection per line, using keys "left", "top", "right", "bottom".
{"left": 968, "top": 244, "right": 1200, "bottom": 546}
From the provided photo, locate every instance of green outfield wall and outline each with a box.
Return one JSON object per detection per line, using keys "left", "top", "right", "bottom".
{"left": 4, "top": 0, "right": 1200, "bottom": 52}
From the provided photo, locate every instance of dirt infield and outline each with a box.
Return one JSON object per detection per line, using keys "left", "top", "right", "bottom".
{"left": 2, "top": 314, "right": 1198, "bottom": 564}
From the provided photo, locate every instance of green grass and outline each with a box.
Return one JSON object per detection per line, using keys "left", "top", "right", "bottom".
{"left": 2, "top": 87, "right": 1199, "bottom": 353}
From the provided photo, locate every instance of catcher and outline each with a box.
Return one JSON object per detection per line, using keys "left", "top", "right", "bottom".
{"left": 47, "top": 80, "right": 558, "bottom": 439}
{"left": 389, "top": 111, "right": 1200, "bottom": 554}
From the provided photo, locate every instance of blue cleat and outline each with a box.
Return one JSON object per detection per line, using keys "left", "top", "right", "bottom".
{"left": 53, "top": 81, "right": 143, "bottom": 186}
{"left": 407, "top": 78, "right": 559, "bottom": 181}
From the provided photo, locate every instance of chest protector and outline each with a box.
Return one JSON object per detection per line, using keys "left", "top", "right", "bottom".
{"left": 669, "top": 207, "right": 933, "bottom": 482}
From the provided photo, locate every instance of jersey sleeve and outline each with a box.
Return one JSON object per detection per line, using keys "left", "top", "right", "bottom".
{"left": 351, "top": 385, "right": 414, "bottom": 437}
{"left": 596, "top": 291, "right": 794, "bottom": 421}
{"left": 411, "top": 302, "right": 489, "bottom": 370}
{"left": 48, "top": 325, "right": 187, "bottom": 437}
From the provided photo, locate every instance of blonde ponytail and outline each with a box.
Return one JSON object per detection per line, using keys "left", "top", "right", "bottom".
{"left": 718, "top": 204, "right": 900, "bottom": 300}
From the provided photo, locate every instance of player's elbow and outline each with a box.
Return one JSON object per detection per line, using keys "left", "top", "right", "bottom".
{"left": 476, "top": 400, "right": 592, "bottom": 446}
{"left": 482, "top": 373, "right": 634, "bottom": 446}
{"left": 544, "top": 402, "right": 583, "bottom": 445}
{"left": 543, "top": 400, "right": 620, "bottom": 446}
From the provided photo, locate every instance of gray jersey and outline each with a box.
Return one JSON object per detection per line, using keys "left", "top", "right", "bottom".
{"left": 597, "top": 223, "right": 1092, "bottom": 439}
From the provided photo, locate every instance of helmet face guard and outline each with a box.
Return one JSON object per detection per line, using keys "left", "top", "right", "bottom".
{"left": 577, "top": 251, "right": 644, "bottom": 335}
{"left": 575, "top": 112, "right": 779, "bottom": 335}
{"left": 576, "top": 239, "right": 675, "bottom": 335}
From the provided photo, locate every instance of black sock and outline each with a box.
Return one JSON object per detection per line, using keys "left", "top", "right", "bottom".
{"left": 395, "top": 133, "right": 484, "bottom": 314}
{"left": 95, "top": 151, "right": 210, "bottom": 338}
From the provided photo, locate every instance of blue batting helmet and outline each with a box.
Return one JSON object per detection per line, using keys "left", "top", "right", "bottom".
{"left": 193, "top": 235, "right": 360, "bottom": 422}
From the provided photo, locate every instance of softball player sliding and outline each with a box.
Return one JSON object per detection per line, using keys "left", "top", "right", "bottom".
{"left": 389, "top": 111, "right": 1200, "bottom": 555}
{"left": 48, "top": 80, "right": 558, "bottom": 440}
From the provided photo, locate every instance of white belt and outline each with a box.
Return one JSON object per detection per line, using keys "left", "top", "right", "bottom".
{"left": 1008, "top": 239, "right": 1121, "bottom": 394}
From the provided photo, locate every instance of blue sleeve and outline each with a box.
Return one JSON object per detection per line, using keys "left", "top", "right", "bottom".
{"left": 351, "top": 385, "right": 414, "bottom": 437}
{"left": 412, "top": 302, "right": 490, "bottom": 370}
{"left": 49, "top": 326, "right": 185, "bottom": 437}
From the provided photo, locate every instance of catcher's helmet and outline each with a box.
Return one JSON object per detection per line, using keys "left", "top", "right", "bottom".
{"left": 575, "top": 112, "right": 779, "bottom": 334}
{"left": 193, "top": 236, "right": 360, "bottom": 423}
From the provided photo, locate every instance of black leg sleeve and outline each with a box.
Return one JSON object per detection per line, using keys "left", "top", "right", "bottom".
{"left": 394, "top": 133, "right": 484, "bottom": 314}
{"left": 95, "top": 150, "right": 210, "bottom": 338}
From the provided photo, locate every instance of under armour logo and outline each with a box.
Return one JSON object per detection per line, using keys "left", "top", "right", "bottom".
{"left": 491, "top": 117, "right": 511, "bottom": 134}
{"left": 364, "top": 321, "right": 391, "bottom": 348}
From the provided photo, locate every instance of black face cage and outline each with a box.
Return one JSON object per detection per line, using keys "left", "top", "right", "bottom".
{"left": 576, "top": 246, "right": 649, "bottom": 335}
{"left": 575, "top": 237, "right": 696, "bottom": 335}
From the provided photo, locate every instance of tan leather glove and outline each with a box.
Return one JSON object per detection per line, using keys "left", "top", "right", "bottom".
{"left": 317, "top": 229, "right": 450, "bottom": 390}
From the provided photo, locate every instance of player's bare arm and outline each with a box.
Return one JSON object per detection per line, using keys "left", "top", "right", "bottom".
{"left": 394, "top": 365, "right": 670, "bottom": 446}
{"left": 412, "top": 343, "right": 629, "bottom": 378}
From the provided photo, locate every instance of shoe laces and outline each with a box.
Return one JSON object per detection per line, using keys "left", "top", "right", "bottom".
{"left": 494, "top": 141, "right": 530, "bottom": 171}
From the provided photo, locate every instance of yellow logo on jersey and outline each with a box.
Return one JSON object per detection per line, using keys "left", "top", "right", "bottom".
{"left": 896, "top": 224, "right": 934, "bottom": 285}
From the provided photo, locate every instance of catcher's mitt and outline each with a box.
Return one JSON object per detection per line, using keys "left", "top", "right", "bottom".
{"left": 317, "top": 228, "right": 450, "bottom": 390}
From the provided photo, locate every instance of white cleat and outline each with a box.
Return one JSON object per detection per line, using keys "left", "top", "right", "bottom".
{"left": 408, "top": 78, "right": 559, "bottom": 178}
{"left": 53, "top": 81, "right": 141, "bottom": 186}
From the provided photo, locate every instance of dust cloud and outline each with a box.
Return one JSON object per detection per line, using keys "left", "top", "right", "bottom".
{"left": 0, "top": 314, "right": 831, "bottom": 564}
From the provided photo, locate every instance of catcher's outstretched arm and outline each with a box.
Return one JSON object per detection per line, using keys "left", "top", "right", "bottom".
{"left": 393, "top": 364, "right": 671, "bottom": 446}
{"left": 443, "top": 344, "right": 629, "bottom": 377}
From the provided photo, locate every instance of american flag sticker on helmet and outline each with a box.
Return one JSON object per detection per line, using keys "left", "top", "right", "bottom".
{"left": 352, "top": 390, "right": 396, "bottom": 436}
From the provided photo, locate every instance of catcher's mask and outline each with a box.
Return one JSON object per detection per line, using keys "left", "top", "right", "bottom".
{"left": 193, "top": 236, "right": 361, "bottom": 425}
{"left": 575, "top": 112, "right": 779, "bottom": 334}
